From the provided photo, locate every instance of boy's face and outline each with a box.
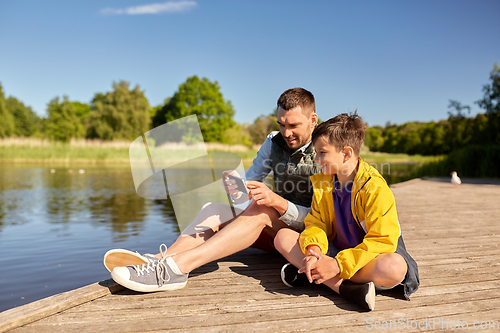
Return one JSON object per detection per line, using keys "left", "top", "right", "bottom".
{"left": 277, "top": 106, "right": 317, "bottom": 150}
{"left": 313, "top": 135, "right": 345, "bottom": 176}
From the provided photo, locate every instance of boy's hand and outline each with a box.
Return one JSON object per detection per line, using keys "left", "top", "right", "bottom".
{"left": 298, "top": 246, "right": 341, "bottom": 284}
{"left": 298, "top": 245, "right": 322, "bottom": 283}
{"left": 309, "top": 254, "right": 341, "bottom": 284}
{"left": 245, "top": 181, "right": 287, "bottom": 214}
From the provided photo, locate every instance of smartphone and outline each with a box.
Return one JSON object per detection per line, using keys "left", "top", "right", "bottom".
{"left": 227, "top": 174, "right": 248, "bottom": 194}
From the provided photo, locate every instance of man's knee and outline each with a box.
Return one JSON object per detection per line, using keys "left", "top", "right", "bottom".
{"left": 242, "top": 201, "right": 280, "bottom": 224}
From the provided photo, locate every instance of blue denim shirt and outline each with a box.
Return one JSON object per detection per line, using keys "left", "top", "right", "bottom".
{"left": 245, "top": 131, "right": 312, "bottom": 230}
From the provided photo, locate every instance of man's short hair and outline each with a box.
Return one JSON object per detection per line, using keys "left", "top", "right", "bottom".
{"left": 277, "top": 88, "right": 315, "bottom": 116}
{"left": 312, "top": 112, "right": 366, "bottom": 156}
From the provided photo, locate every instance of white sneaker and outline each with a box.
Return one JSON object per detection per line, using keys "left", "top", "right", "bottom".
{"left": 111, "top": 246, "right": 187, "bottom": 292}
{"left": 103, "top": 248, "right": 160, "bottom": 272}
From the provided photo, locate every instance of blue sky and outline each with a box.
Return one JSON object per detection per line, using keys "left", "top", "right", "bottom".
{"left": 1, "top": 0, "right": 499, "bottom": 127}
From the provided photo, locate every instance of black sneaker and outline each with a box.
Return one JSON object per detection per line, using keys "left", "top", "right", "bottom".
{"left": 339, "top": 280, "right": 375, "bottom": 311}
{"left": 281, "top": 263, "right": 311, "bottom": 287}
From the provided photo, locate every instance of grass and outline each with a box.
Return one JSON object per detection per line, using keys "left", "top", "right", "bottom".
{"left": 360, "top": 152, "right": 440, "bottom": 164}
{"left": 0, "top": 138, "right": 257, "bottom": 166}
{"left": 0, "top": 138, "right": 131, "bottom": 165}
{"left": 0, "top": 137, "right": 438, "bottom": 168}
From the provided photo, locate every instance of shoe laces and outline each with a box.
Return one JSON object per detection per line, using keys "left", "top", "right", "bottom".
{"left": 132, "top": 244, "right": 175, "bottom": 287}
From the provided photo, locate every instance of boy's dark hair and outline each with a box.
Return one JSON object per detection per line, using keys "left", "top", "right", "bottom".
{"left": 277, "top": 88, "right": 315, "bottom": 116}
{"left": 312, "top": 112, "right": 366, "bottom": 156}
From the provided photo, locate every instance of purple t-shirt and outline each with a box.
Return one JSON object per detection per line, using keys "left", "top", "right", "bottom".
{"left": 332, "top": 176, "right": 365, "bottom": 251}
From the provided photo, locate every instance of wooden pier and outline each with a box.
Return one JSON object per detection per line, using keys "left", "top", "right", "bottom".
{"left": 1, "top": 178, "right": 500, "bottom": 332}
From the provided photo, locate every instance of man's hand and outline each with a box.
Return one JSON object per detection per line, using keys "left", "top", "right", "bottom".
{"left": 246, "top": 181, "right": 288, "bottom": 214}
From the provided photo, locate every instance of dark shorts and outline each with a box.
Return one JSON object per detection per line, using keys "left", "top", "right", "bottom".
{"left": 326, "top": 236, "right": 419, "bottom": 300}
{"left": 250, "top": 230, "right": 279, "bottom": 254}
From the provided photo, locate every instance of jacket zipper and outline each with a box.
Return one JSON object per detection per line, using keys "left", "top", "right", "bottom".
{"left": 353, "top": 176, "right": 371, "bottom": 234}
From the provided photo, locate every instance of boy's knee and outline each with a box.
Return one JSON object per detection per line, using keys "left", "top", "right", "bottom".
{"left": 273, "top": 228, "right": 297, "bottom": 254}
{"left": 380, "top": 253, "right": 407, "bottom": 283}
{"left": 273, "top": 229, "right": 287, "bottom": 253}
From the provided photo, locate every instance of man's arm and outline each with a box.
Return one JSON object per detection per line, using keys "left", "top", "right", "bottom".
{"left": 279, "top": 201, "right": 311, "bottom": 229}
{"left": 243, "top": 132, "right": 311, "bottom": 222}
{"left": 245, "top": 181, "right": 288, "bottom": 215}
{"left": 245, "top": 132, "right": 277, "bottom": 182}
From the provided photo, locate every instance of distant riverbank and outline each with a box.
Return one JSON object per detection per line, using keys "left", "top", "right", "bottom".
{"left": 0, "top": 137, "right": 437, "bottom": 167}
{"left": 0, "top": 137, "right": 257, "bottom": 166}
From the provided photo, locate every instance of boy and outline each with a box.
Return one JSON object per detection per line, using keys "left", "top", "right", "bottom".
{"left": 273, "top": 113, "right": 419, "bottom": 311}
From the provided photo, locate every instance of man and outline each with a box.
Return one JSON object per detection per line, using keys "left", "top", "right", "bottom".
{"left": 106, "top": 87, "right": 322, "bottom": 292}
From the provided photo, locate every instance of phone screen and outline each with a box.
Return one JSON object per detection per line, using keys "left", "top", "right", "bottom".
{"left": 227, "top": 174, "right": 248, "bottom": 194}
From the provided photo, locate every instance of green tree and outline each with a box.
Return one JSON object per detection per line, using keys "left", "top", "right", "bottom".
{"left": 364, "top": 126, "right": 384, "bottom": 151}
{"left": 247, "top": 113, "right": 279, "bottom": 145}
{"left": 417, "top": 121, "right": 447, "bottom": 155}
{"left": 380, "top": 124, "right": 402, "bottom": 153}
{"left": 72, "top": 101, "right": 91, "bottom": 128}
{"left": 0, "top": 83, "right": 15, "bottom": 137}
{"left": 476, "top": 63, "right": 500, "bottom": 144}
{"left": 223, "top": 123, "right": 253, "bottom": 146}
{"left": 469, "top": 113, "right": 489, "bottom": 145}
{"left": 5, "top": 96, "right": 41, "bottom": 137}
{"left": 445, "top": 101, "right": 471, "bottom": 151}
{"left": 87, "top": 81, "right": 150, "bottom": 140}
{"left": 45, "top": 96, "right": 86, "bottom": 141}
{"left": 153, "top": 76, "right": 235, "bottom": 142}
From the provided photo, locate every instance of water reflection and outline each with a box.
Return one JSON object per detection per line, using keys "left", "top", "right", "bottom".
{"left": 371, "top": 162, "right": 419, "bottom": 185}
{"left": 0, "top": 164, "right": 181, "bottom": 312}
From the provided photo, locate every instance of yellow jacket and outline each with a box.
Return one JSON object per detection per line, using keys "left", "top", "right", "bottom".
{"left": 299, "top": 158, "right": 401, "bottom": 280}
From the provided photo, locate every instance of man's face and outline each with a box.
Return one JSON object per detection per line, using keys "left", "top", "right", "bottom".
{"left": 276, "top": 106, "right": 317, "bottom": 150}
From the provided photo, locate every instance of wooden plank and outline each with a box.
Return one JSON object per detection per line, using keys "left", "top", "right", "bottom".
{"left": 12, "top": 288, "right": 500, "bottom": 333}
{"left": 0, "top": 279, "right": 123, "bottom": 333}
{"left": 4, "top": 179, "right": 500, "bottom": 332}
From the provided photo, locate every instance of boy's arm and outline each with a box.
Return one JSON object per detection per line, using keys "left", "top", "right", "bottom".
{"left": 335, "top": 183, "right": 400, "bottom": 280}
{"left": 299, "top": 188, "right": 330, "bottom": 255}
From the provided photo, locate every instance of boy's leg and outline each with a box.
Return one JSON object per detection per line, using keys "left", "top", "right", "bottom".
{"left": 274, "top": 228, "right": 343, "bottom": 293}
{"left": 349, "top": 253, "right": 407, "bottom": 288}
{"left": 276, "top": 227, "right": 407, "bottom": 289}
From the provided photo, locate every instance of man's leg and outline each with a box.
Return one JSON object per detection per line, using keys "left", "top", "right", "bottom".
{"left": 171, "top": 200, "right": 286, "bottom": 274}
{"left": 110, "top": 201, "right": 290, "bottom": 292}
{"left": 165, "top": 203, "right": 239, "bottom": 255}
{"left": 104, "top": 202, "right": 239, "bottom": 271}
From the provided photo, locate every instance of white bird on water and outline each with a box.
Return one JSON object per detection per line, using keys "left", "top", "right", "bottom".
{"left": 451, "top": 171, "right": 461, "bottom": 187}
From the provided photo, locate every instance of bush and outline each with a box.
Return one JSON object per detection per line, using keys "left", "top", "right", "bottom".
{"left": 412, "top": 145, "right": 500, "bottom": 178}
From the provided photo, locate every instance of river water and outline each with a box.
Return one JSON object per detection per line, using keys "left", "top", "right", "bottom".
{"left": 0, "top": 162, "right": 416, "bottom": 312}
